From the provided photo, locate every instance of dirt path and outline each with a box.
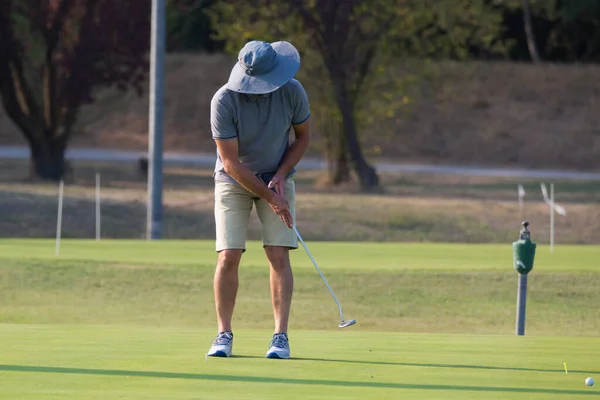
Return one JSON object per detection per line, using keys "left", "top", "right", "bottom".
{"left": 2, "top": 145, "right": 600, "bottom": 180}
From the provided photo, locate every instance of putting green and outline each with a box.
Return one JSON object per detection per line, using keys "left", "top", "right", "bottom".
{"left": 1, "top": 325, "right": 598, "bottom": 399}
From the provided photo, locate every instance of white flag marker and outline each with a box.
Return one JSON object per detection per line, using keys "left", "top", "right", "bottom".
{"left": 540, "top": 183, "right": 567, "bottom": 252}
{"left": 518, "top": 184, "right": 526, "bottom": 220}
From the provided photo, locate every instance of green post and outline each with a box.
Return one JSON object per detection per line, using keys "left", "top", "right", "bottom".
{"left": 512, "top": 221, "right": 537, "bottom": 336}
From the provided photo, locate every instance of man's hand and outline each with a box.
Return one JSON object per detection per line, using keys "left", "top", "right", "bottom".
{"left": 267, "top": 173, "right": 286, "bottom": 197}
{"left": 267, "top": 191, "right": 293, "bottom": 228}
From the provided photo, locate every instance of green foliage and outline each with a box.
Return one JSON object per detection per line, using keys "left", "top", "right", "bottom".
{"left": 558, "top": 0, "right": 600, "bottom": 22}
{"left": 500, "top": 0, "right": 600, "bottom": 25}
{"left": 498, "top": 0, "right": 600, "bottom": 62}
{"left": 166, "top": 0, "right": 224, "bottom": 52}
{"left": 208, "top": 0, "right": 509, "bottom": 184}
{"left": 388, "top": 0, "right": 508, "bottom": 59}
{"left": 207, "top": 1, "right": 306, "bottom": 54}
{"left": 542, "top": 0, "right": 600, "bottom": 61}
{"left": 499, "top": 0, "right": 558, "bottom": 17}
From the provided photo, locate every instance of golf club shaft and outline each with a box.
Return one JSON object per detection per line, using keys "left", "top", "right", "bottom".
{"left": 293, "top": 225, "right": 345, "bottom": 321}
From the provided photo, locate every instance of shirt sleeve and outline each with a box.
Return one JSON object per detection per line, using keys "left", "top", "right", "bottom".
{"left": 291, "top": 80, "right": 311, "bottom": 125}
{"left": 211, "top": 94, "right": 238, "bottom": 140}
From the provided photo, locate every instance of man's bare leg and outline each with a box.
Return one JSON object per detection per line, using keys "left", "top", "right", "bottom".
{"left": 214, "top": 249, "right": 243, "bottom": 333}
{"left": 264, "top": 246, "right": 293, "bottom": 334}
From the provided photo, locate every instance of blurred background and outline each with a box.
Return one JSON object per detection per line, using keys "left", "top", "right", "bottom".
{"left": 1, "top": 0, "right": 599, "bottom": 243}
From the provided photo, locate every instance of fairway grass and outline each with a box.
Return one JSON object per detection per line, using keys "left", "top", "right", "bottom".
{"left": 2, "top": 239, "right": 600, "bottom": 272}
{"left": 1, "top": 240, "right": 599, "bottom": 399}
{"left": 1, "top": 240, "right": 600, "bottom": 335}
{"left": 1, "top": 325, "right": 599, "bottom": 399}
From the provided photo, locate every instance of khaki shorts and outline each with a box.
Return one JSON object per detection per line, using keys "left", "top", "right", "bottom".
{"left": 214, "top": 179, "right": 298, "bottom": 252}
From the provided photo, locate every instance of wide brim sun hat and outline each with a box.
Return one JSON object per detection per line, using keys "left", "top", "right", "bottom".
{"left": 226, "top": 41, "right": 301, "bottom": 95}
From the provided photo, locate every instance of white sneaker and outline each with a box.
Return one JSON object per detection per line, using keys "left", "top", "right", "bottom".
{"left": 207, "top": 331, "right": 233, "bottom": 357}
{"left": 265, "top": 333, "right": 290, "bottom": 359}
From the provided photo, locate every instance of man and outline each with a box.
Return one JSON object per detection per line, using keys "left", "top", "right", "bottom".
{"left": 206, "top": 40, "right": 310, "bottom": 359}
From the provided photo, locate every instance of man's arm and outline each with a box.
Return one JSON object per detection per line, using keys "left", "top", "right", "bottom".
{"left": 215, "top": 138, "right": 276, "bottom": 201}
{"left": 275, "top": 119, "right": 311, "bottom": 178}
{"left": 216, "top": 138, "right": 293, "bottom": 228}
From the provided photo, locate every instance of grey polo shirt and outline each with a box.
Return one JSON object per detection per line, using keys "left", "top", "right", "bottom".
{"left": 210, "top": 78, "right": 310, "bottom": 183}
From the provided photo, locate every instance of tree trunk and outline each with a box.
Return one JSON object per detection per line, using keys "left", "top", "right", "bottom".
{"left": 521, "top": 0, "right": 541, "bottom": 63}
{"left": 27, "top": 134, "right": 67, "bottom": 181}
{"left": 331, "top": 127, "right": 350, "bottom": 184}
{"left": 333, "top": 80, "right": 379, "bottom": 190}
{"left": 318, "top": 106, "right": 351, "bottom": 185}
{"left": 323, "top": 116, "right": 351, "bottom": 184}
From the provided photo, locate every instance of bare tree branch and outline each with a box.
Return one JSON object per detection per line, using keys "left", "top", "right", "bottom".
{"left": 0, "top": 9, "right": 44, "bottom": 141}
{"left": 43, "top": 0, "right": 73, "bottom": 136}
{"left": 289, "top": 0, "right": 327, "bottom": 53}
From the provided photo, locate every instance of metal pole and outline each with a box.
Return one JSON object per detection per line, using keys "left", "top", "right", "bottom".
{"left": 550, "top": 183, "right": 554, "bottom": 252}
{"left": 146, "top": 0, "right": 166, "bottom": 240}
{"left": 516, "top": 273, "right": 528, "bottom": 335}
{"left": 293, "top": 225, "right": 345, "bottom": 321}
{"left": 56, "top": 180, "right": 64, "bottom": 257}
{"left": 95, "top": 172, "right": 101, "bottom": 241}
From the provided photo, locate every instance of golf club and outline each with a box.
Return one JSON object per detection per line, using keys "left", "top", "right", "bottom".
{"left": 292, "top": 225, "right": 356, "bottom": 329}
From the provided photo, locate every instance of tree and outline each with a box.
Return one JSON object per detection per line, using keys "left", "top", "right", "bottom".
{"left": 0, "top": 0, "right": 149, "bottom": 180}
{"left": 286, "top": 1, "right": 412, "bottom": 189}
{"left": 210, "top": 0, "right": 406, "bottom": 189}
{"left": 497, "top": 0, "right": 600, "bottom": 62}
{"left": 554, "top": 0, "right": 600, "bottom": 61}
{"left": 210, "top": 0, "right": 506, "bottom": 190}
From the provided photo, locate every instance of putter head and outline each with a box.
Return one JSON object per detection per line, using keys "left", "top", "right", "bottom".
{"left": 338, "top": 319, "right": 356, "bottom": 328}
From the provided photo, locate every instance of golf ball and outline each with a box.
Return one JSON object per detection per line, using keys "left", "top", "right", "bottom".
{"left": 586, "top": 377, "right": 594, "bottom": 387}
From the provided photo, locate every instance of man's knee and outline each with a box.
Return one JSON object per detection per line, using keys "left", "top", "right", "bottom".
{"left": 264, "top": 246, "right": 291, "bottom": 271}
{"left": 217, "top": 249, "right": 243, "bottom": 271}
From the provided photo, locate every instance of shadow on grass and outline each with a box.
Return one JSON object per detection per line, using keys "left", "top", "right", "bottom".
{"left": 292, "top": 357, "right": 600, "bottom": 375}
{"left": 1, "top": 364, "right": 597, "bottom": 396}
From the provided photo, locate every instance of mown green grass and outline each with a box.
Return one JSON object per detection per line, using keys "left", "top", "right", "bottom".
{"left": 0, "top": 240, "right": 598, "bottom": 399}
{"left": 2, "top": 239, "right": 600, "bottom": 271}
{"left": 1, "top": 240, "right": 599, "bottom": 334}
{"left": 1, "top": 325, "right": 599, "bottom": 399}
